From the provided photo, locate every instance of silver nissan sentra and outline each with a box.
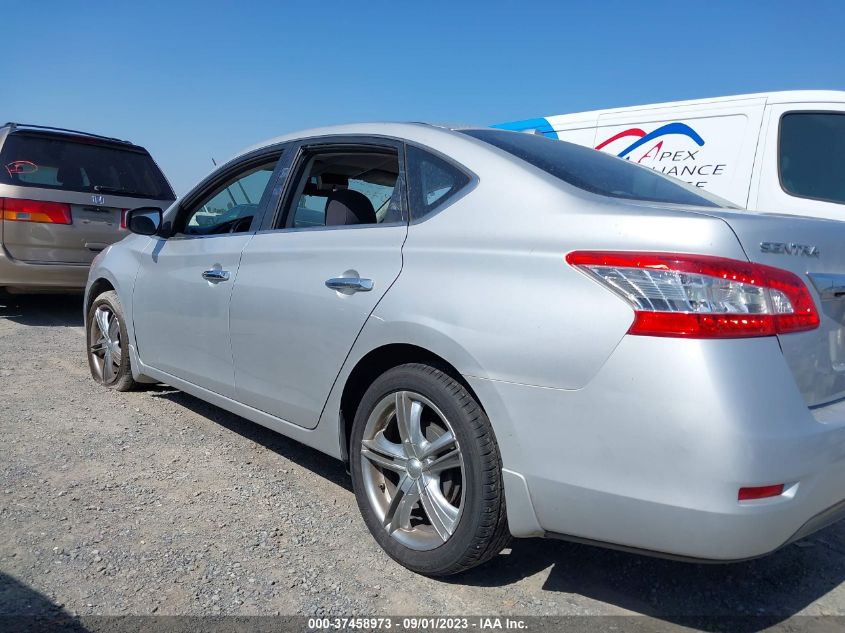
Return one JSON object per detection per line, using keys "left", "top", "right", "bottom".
{"left": 84, "top": 123, "right": 845, "bottom": 576}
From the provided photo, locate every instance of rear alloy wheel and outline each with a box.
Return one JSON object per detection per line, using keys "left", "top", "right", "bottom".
{"left": 87, "top": 290, "right": 136, "bottom": 391}
{"left": 351, "top": 363, "right": 509, "bottom": 576}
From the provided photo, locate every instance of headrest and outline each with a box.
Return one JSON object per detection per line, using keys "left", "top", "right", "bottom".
{"left": 324, "top": 188, "right": 376, "bottom": 226}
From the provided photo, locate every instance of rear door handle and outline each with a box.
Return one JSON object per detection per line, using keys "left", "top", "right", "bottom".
{"left": 325, "top": 277, "right": 374, "bottom": 293}
{"left": 202, "top": 269, "right": 230, "bottom": 282}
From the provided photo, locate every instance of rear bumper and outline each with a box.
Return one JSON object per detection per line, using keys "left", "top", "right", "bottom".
{"left": 0, "top": 246, "right": 89, "bottom": 290}
{"left": 468, "top": 335, "right": 845, "bottom": 561}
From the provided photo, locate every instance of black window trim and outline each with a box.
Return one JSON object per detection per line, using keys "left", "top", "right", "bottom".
{"left": 258, "top": 135, "right": 410, "bottom": 234}
{"left": 404, "top": 141, "right": 478, "bottom": 224}
{"left": 165, "top": 144, "right": 288, "bottom": 240}
{"left": 777, "top": 109, "right": 845, "bottom": 207}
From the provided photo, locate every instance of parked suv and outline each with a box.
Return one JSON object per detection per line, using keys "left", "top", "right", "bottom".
{"left": 0, "top": 123, "right": 175, "bottom": 292}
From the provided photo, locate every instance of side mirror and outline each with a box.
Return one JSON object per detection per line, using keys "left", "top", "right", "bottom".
{"left": 126, "top": 207, "right": 162, "bottom": 236}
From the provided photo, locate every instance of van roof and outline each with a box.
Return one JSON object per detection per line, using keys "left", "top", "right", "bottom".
{"left": 2, "top": 122, "right": 133, "bottom": 145}
{"left": 519, "top": 90, "right": 845, "bottom": 126}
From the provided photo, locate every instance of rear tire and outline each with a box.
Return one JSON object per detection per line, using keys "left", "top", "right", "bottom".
{"left": 86, "top": 290, "right": 137, "bottom": 392}
{"left": 350, "top": 363, "right": 510, "bottom": 576}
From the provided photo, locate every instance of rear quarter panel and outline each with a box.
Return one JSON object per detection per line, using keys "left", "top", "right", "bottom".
{"left": 362, "top": 170, "right": 749, "bottom": 391}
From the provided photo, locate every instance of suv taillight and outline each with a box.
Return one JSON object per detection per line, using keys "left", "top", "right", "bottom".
{"left": 566, "top": 251, "right": 820, "bottom": 338}
{"left": 1, "top": 198, "right": 72, "bottom": 225}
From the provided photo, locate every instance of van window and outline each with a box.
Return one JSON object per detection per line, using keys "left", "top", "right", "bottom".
{"left": 0, "top": 133, "right": 174, "bottom": 200}
{"left": 462, "top": 129, "right": 722, "bottom": 207}
{"left": 780, "top": 113, "right": 845, "bottom": 205}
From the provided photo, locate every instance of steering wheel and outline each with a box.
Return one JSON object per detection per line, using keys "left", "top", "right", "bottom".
{"left": 207, "top": 216, "right": 253, "bottom": 234}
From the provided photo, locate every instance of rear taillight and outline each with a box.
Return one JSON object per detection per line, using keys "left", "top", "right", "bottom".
{"left": 1, "top": 198, "right": 72, "bottom": 225}
{"left": 120, "top": 209, "right": 129, "bottom": 229}
{"left": 566, "top": 251, "right": 820, "bottom": 338}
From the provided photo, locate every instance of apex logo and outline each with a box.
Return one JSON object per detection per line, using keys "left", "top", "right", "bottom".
{"left": 760, "top": 242, "right": 820, "bottom": 257}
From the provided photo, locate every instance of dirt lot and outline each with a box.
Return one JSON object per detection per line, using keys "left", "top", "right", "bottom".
{"left": 3, "top": 293, "right": 845, "bottom": 629}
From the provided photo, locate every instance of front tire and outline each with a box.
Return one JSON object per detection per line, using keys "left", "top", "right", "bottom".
{"left": 350, "top": 363, "right": 509, "bottom": 576}
{"left": 87, "top": 290, "right": 136, "bottom": 391}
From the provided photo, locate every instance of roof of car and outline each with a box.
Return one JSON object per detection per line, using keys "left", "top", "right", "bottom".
{"left": 234, "top": 122, "right": 475, "bottom": 160}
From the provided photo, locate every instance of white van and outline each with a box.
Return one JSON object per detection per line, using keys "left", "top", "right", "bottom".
{"left": 494, "top": 91, "right": 845, "bottom": 220}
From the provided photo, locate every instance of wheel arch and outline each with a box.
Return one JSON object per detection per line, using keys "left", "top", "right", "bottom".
{"left": 337, "top": 343, "right": 485, "bottom": 465}
{"left": 85, "top": 277, "right": 116, "bottom": 316}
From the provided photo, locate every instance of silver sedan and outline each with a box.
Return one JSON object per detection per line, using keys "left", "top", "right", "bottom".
{"left": 85, "top": 123, "right": 845, "bottom": 575}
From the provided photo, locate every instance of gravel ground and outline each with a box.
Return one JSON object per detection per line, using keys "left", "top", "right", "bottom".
{"left": 3, "top": 293, "right": 845, "bottom": 629}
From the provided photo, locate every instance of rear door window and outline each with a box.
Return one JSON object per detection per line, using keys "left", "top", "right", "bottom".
{"left": 282, "top": 149, "right": 403, "bottom": 229}
{"left": 779, "top": 113, "right": 845, "bottom": 205}
{"left": 0, "top": 133, "right": 174, "bottom": 200}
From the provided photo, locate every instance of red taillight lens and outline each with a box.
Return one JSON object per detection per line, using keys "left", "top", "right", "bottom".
{"left": 120, "top": 209, "right": 129, "bottom": 230}
{"left": 1, "top": 197, "right": 72, "bottom": 225}
{"left": 566, "top": 251, "right": 820, "bottom": 338}
{"left": 738, "top": 484, "right": 784, "bottom": 501}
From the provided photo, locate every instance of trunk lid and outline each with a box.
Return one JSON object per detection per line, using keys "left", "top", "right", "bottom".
{"left": 697, "top": 209, "right": 845, "bottom": 407}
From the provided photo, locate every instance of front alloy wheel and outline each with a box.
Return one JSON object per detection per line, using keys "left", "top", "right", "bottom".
{"left": 89, "top": 305, "right": 122, "bottom": 384}
{"left": 86, "top": 290, "right": 136, "bottom": 391}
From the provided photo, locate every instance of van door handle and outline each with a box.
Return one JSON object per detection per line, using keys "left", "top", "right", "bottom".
{"left": 325, "top": 277, "right": 374, "bottom": 293}
{"left": 202, "top": 269, "right": 230, "bottom": 282}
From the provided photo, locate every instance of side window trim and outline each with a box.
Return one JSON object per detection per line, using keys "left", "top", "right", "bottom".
{"left": 404, "top": 142, "right": 477, "bottom": 224}
{"left": 260, "top": 136, "right": 409, "bottom": 233}
{"left": 166, "top": 145, "right": 287, "bottom": 239}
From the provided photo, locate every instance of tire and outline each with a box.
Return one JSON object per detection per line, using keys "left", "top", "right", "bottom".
{"left": 350, "top": 363, "right": 510, "bottom": 576}
{"left": 86, "top": 290, "right": 137, "bottom": 392}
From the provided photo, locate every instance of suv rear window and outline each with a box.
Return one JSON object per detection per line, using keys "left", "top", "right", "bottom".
{"left": 461, "top": 129, "right": 721, "bottom": 207}
{"left": 0, "top": 133, "right": 175, "bottom": 200}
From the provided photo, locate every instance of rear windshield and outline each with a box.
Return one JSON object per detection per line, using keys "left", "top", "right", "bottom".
{"left": 462, "top": 129, "right": 722, "bottom": 207}
{"left": 780, "top": 113, "right": 845, "bottom": 205}
{"left": 0, "top": 133, "right": 175, "bottom": 200}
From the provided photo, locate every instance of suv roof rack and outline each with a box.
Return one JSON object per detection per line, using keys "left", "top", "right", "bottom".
{"left": 3, "top": 122, "right": 132, "bottom": 145}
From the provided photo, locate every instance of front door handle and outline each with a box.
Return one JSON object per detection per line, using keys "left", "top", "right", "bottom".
{"left": 325, "top": 277, "right": 374, "bottom": 293}
{"left": 202, "top": 269, "right": 230, "bottom": 282}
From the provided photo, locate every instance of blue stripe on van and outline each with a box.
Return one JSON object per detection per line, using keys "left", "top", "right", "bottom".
{"left": 492, "top": 117, "right": 559, "bottom": 140}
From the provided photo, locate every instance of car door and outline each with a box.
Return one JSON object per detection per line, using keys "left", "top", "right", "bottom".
{"left": 229, "top": 137, "right": 408, "bottom": 429}
{"left": 132, "top": 148, "right": 285, "bottom": 397}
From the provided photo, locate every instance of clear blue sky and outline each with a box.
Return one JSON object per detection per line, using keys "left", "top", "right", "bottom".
{"left": 4, "top": 1, "right": 844, "bottom": 194}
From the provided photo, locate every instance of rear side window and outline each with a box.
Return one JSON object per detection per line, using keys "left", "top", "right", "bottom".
{"left": 779, "top": 113, "right": 845, "bottom": 205}
{"left": 406, "top": 145, "right": 471, "bottom": 220}
{"left": 0, "top": 133, "right": 175, "bottom": 200}
{"left": 461, "top": 129, "right": 721, "bottom": 207}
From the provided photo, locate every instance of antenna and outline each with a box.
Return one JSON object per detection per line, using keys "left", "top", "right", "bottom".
{"left": 211, "top": 157, "right": 237, "bottom": 207}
